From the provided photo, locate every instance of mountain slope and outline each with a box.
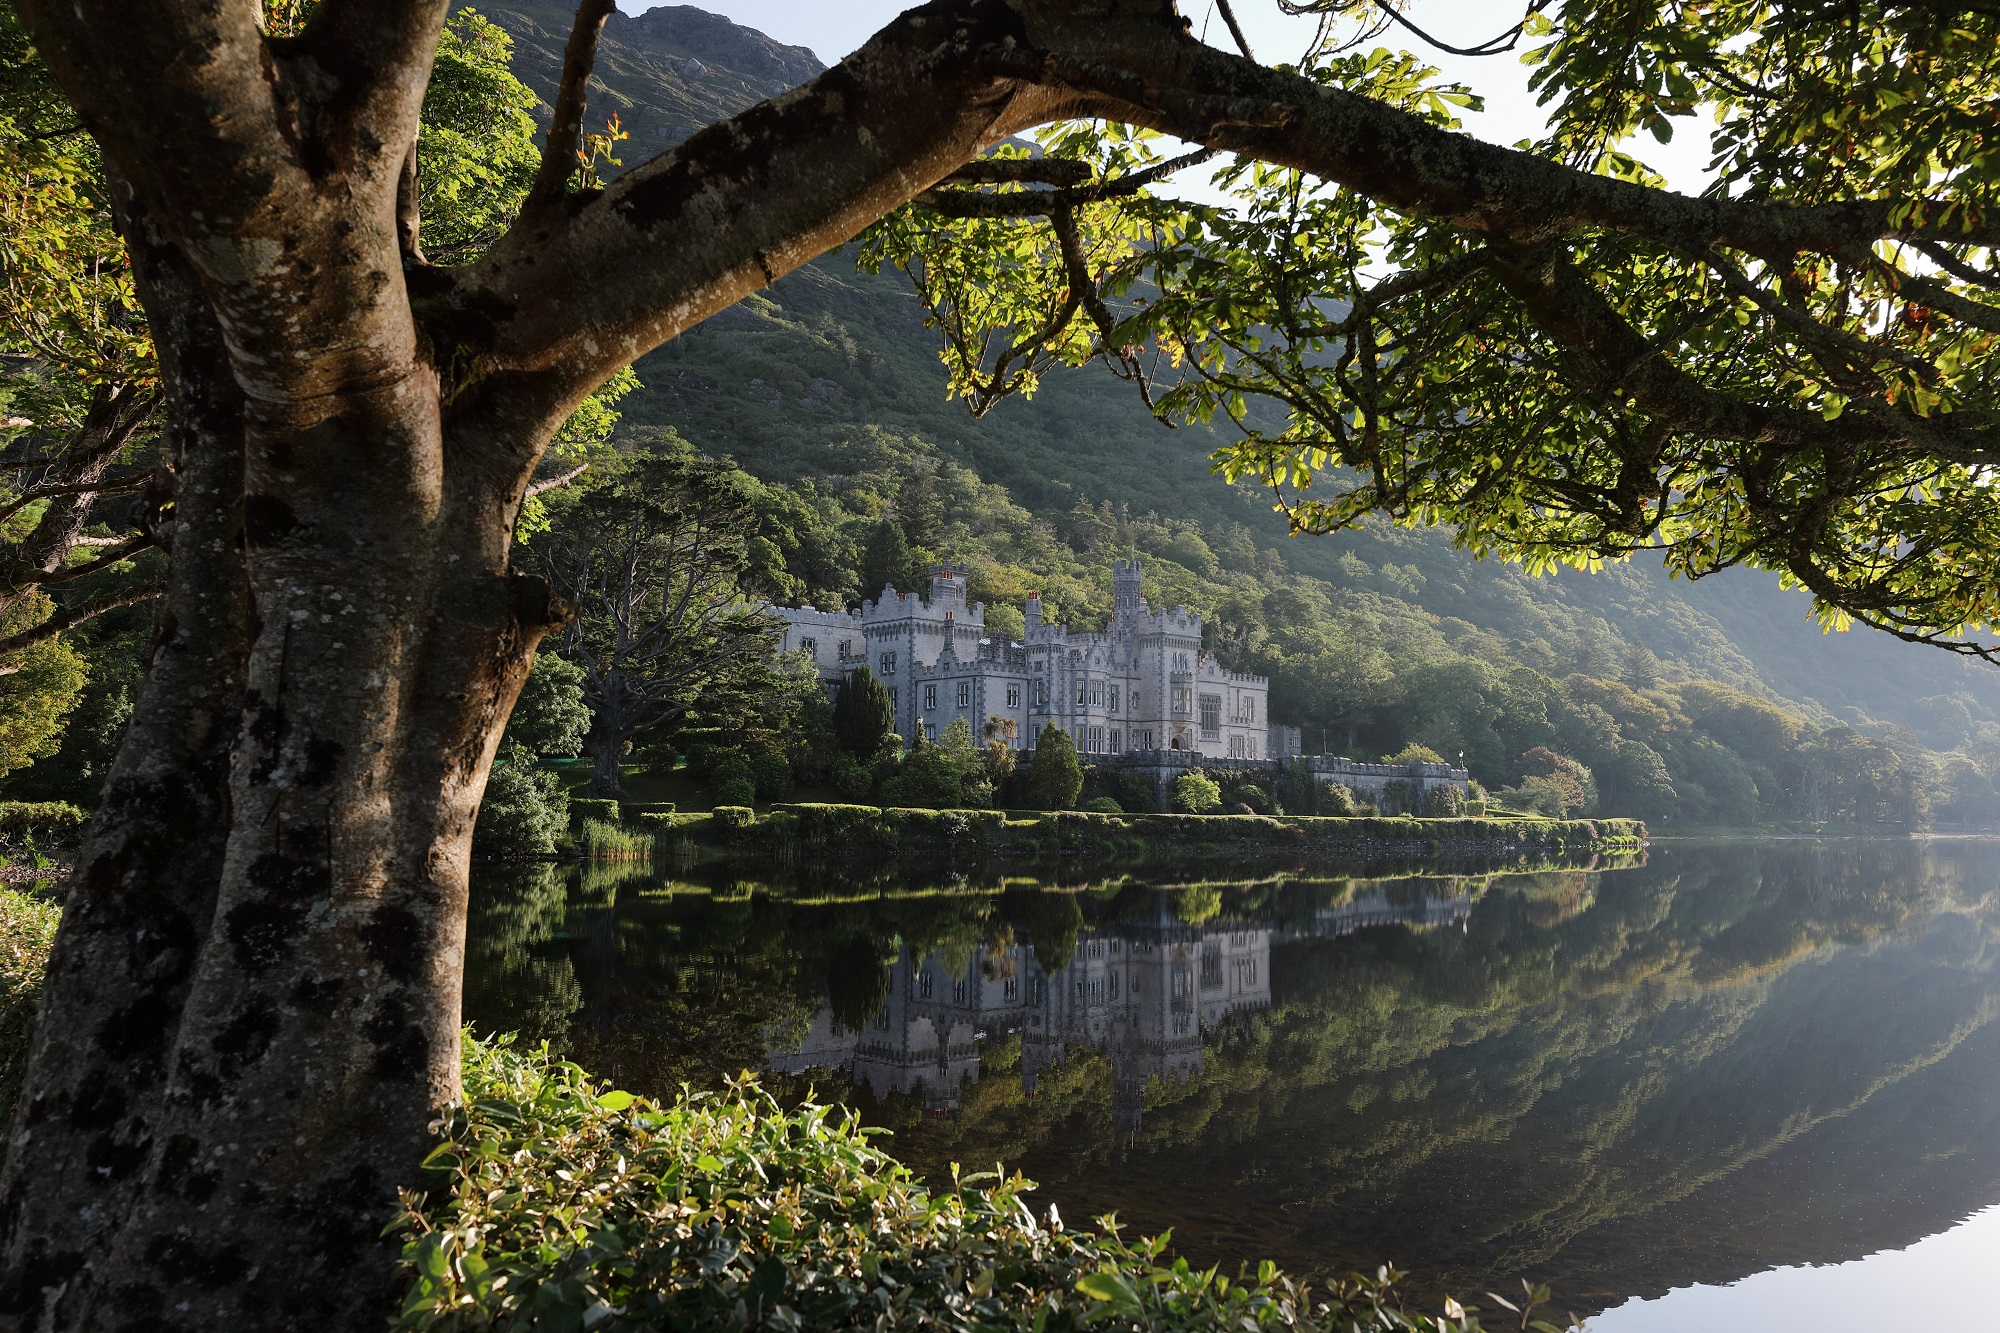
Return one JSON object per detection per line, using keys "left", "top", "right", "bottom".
{"left": 488, "top": 2, "right": 2000, "bottom": 753}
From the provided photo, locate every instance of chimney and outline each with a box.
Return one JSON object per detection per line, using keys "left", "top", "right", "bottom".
{"left": 1025, "top": 591, "right": 1042, "bottom": 630}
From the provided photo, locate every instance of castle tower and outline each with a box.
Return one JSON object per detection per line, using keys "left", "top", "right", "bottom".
{"left": 1113, "top": 559, "right": 1143, "bottom": 623}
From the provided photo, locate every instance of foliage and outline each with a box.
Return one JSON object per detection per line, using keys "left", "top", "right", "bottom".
{"left": 862, "top": 4, "right": 2000, "bottom": 667}
{"left": 0, "top": 592, "right": 86, "bottom": 779}
{"left": 1172, "top": 772, "right": 1223, "bottom": 815}
{"left": 0, "top": 884, "right": 59, "bottom": 1127}
{"left": 1026, "top": 724, "right": 1083, "bottom": 811}
{"left": 415, "top": 9, "right": 541, "bottom": 266}
{"left": 1084, "top": 796, "right": 1124, "bottom": 815}
{"left": 0, "top": 798, "right": 86, "bottom": 857}
{"left": 472, "top": 747, "right": 570, "bottom": 859}
{"left": 502, "top": 654, "right": 592, "bottom": 760}
{"left": 832, "top": 667, "right": 894, "bottom": 760}
{"left": 531, "top": 444, "right": 779, "bottom": 797}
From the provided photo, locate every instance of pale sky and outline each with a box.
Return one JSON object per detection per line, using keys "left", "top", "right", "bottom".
{"left": 618, "top": 0, "right": 1714, "bottom": 194}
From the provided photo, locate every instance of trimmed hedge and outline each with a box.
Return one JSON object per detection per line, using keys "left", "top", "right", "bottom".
{"left": 0, "top": 801, "right": 88, "bottom": 853}
{"left": 569, "top": 798, "right": 620, "bottom": 829}
{"left": 658, "top": 805, "right": 1642, "bottom": 863}
{"left": 393, "top": 1036, "right": 1553, "bottom": 1331}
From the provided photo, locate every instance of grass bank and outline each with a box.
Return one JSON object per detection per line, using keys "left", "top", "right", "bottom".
{"left": 621, "top": 803, "right": 1643, "bottom": 866}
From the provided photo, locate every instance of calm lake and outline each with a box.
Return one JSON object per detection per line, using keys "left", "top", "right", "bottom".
{"left": 463, "top": 841, "right": 2000, "bottom": 1326}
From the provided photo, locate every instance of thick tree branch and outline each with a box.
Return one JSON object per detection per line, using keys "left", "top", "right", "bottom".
{"left": 522, "top": 0, "right": 617, "bottom": 221}
{"left": 525, "top": 463, "right": 589, "bottom": 498}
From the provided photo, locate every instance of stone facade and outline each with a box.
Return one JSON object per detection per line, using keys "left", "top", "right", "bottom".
{"left": 770, "top": 559, "right": 1276, "bottom": 761}
{"left": 766, "top": 886, "right": 1471, "bottom": 1128}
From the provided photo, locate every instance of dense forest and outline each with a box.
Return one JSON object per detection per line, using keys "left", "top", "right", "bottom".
{"left": 11, "top": 1, "right": 2000, "bottom": 828}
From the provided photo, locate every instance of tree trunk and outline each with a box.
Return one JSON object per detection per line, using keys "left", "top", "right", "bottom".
{"left": 583, "top": 710, "right": 627, "bottom": 799}
{"left": 0, "top": 193, "right": 250, "bottom": 1328}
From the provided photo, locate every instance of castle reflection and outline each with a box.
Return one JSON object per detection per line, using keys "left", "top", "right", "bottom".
{"left": 769, "top": 887, "right": 1469, "bottom": 1129}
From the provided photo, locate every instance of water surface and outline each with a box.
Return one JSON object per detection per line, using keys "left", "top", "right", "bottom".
{"left": 464, "top": 842, "right": 2000, "bottom": 1319}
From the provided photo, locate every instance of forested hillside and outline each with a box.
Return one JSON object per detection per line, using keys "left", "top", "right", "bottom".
{"left": 470, "top": 2, "right": 2000, "bottom": 827}
{"left": 12, "top": 2, "right": 2000, "bottom": 829}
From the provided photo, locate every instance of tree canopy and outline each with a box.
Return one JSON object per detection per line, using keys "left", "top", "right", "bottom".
{"left": 868, "top": 0, "right": 2000, "bottom": 659}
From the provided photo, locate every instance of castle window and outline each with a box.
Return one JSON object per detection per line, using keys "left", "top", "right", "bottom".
{"left": 1138, "top": 730, "right": 1153, "bottom": 750}
{"left": 1075, "top": 681, "right": 1088, "bottom": 706}
{"left": 1246, "top": 697, "right": 1256, "bottom": 723}
{"left": 1201, "top": 947, "right": 1222, "bottom": 989}
{"left": 1109, "top": 685, "right": 1120, "bottom": 712}
{"left": 919, "top": 971, "right": 933, "bottom": 998}
{"left": 881, "top": 652, "right": 897, "bottom": 676}
{"left": 1109, "top": 730, "right": 1121, "bottom": 752}
{"left": 1199, "top": 695, "right": 1221, "bottom": 735}
{"left": 1248, "top": 736, "right": 1258, "bottom": 758}
{"left": 1089, "top": 682, "right": 1104, "bottom": 707}
{"left": 1109, "top": 972, "right": 1119, "bottom": 1000}
{"left": 890, "top": 687, "right": 899, "bottom": 710}
{"left": 1004, "top": 976, "right": 1019, "bottom": 1001}
{"left": 957, "top": 682, "right": 970, "bottom": 708}
{"left": 1172, "top": 687, "right": 1192, "bottom": 715}
{"left": 924, "top": 684, "right": 937, "bottom": 710}
{"left": 799, "top": 636, "right": 816, "bottom": 655}
{"left": 924, "top": 723, "right": 937, "bottom": 741}
{"left": 1228, "top": 736, "right": 1243, "bottom": 758}
{"left": 954, "top": 978, "right": 967, "bottom": 1003}
{"left": 1089, "top": 726, "right": 1104, "bottom": 752}
{"left": 1006, "top": 685, "right": 1021, "bottom": 708}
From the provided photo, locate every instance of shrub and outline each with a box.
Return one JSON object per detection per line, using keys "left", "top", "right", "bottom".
{"left": 0, "top": 886, "right": 60, "bottom": 1126}
{"left": 1423, "top": 786, "right": 1466, "bottom": 817}
{"left": 1318, "top": 782, "right": 1358, "bottom": 816}
{"left": 1026, "top": 723, "right": 1082, "bottom": 810}
{"left": 829, "top": 752, "right": 872, "bottom": 802}
{"left": 1171, "top": 771, "right": 1222, "bottom": 814}
{"left": 394, "top": 1037, "right": 1537, "bottom": 1332}
{"left": 472, "top": 750, "right": 570, "bottom": 858}
{"left": 1232, "top": 783, "right": 1273, "bottom": 815}
{"left": 569, "top": 797, "right": 620, "bottom": 827}
{"left": 1084, "top": 796, "right": 1124, "bottom": 814}
{"left": 622, "top": 801, "right": 676, "bottom": 817}
{"left": 714, "top": 776, "right": 757, "bottom": 808}
{"left": 711, "top": 806, "right": 758, "bottom": 833}
{"left": 0, "top": 801, "right": 88, "bottom": 858}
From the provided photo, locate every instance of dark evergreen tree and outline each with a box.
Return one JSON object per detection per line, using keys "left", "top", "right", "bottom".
{"left": 860, "top": 518, "right": 915, "bottom": 598}
{"left": 1026, "top": 722, "right": 1083, "bottom": 810}
{"left": 832, "top": 666, "right": 894, "bottom": 759}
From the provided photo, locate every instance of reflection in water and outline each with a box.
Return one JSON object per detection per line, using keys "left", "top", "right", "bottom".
{"left": 463, "top": 843, "right": 2000, "bottom": 1317}
{"left": 769, "top": 887, "right": 1468, "bottom": 1132}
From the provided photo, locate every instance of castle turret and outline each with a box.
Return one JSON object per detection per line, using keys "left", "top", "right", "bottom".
{"left": 1113, "top": 558, "right": 1143, "bottom": 623}
{"left": 1025, "top": 591, "right": 1042, "bottom": 631}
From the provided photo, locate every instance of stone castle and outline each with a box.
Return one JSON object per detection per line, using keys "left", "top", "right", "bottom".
{"left": 771, "top": 559, "right": 1279, "bottom": 761}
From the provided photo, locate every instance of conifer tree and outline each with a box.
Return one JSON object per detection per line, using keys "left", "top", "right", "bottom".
{"left": 1026, "top": 722, "right": 1082, "bottom": 810}
{"left": 832, "top": 666, "right": 894, "bottom": 759}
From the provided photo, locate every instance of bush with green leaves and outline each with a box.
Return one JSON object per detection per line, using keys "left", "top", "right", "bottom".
{"left": 472, "top": 751, "right": 570, "bottom": 859}
{"left": 0, "top": 800, "right": 87, "bottom": 861}
{"left": 1318, "top": 783, "right": 1358, "bottom": 817}
{"left": 1, "top": 886, "right": 60, "bottom": 1126}
{"left": 1084, "top": 796, "right": 1124, "bottom": 814}
{"left": 1171, "top": 772, "right": 1222, "bottom": 815}
{"left": 393, "top": 1036, "right": 1566, "bottom": 1332}
{"left": 1026, "top": 723, "right": 1082, "bottom": 810}
{"left": 502, "top": 654, "right": 591, "bottom": 758}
